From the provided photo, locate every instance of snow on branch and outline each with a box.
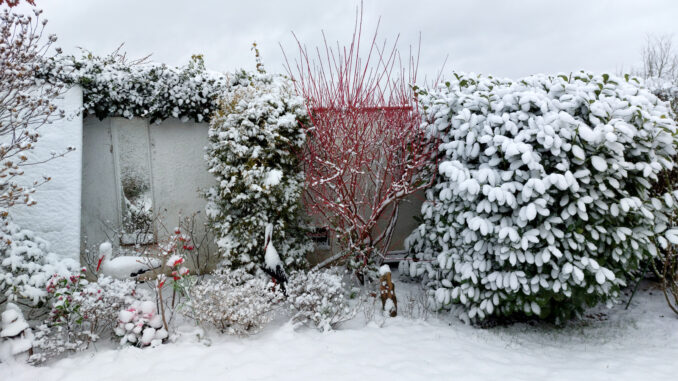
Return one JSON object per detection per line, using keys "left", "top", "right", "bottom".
{"left": 284, "top": 5, "right": 437, "bottom": 274}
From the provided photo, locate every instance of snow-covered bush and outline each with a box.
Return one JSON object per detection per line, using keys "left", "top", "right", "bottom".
{"left": 32, "top": 274, "right": 138, "bottom": 361}
{"left": 77, "top": 275, "right": 138, "bottom": 334}
{"left": 0, "top": 220, "right": 78, "bottom": 309}
{"left": 30, "top": 273, "right": 138, "bottom": 362}
{"left": 184, "top": 269, "right": 282, "bottom": 335}
{"left": 646, "top": 77, "right": 678, "bottom": 115}
{"left": 404, "top": 72, "right": 678, "bottom": 323}
{"left": 42, "top": 50, "right": 227, "bottom": 123}
{"left": 114, "top": 300, "right": 168, "bottom": 347}
{"left": 205, "top": 70, "right": 312, "bottom": 272}
{"left": 31, "top": 272, "right": 97, "bottom": 362}
{"left": 286, "top": 269, "right": 353, "bottom": 331}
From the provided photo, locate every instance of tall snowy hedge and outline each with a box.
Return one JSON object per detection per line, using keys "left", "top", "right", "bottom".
{"left": 205, "top": 70, "right": 312, "bottom": 272}
{"left": 403, "top": 72, "right": 678, "bottom": 323}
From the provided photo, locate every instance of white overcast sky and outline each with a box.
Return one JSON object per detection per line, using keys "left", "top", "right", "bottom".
{"left": 20, "top": 0, "right": 678, "bottom": 80}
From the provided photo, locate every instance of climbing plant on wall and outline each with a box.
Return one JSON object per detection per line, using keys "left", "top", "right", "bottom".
{"left": 41, "top": 48, "right": 227, "bottom": 123}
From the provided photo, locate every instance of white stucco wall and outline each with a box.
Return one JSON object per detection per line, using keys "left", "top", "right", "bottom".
{"left": 12, "top": 86, "right": 84, "bottom": 260}
{"left": 149, "top": 118, "right": 215, "bottom": 233}
{"left": 81, "top": 117, "right": 215, "bottom": 254}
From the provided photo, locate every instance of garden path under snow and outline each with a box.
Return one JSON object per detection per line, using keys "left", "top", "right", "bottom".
{"left": 2, "top": 280, "right": 677, "bottom": 380}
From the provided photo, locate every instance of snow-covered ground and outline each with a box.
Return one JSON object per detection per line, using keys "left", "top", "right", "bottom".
{"left": 2, "top": 280, "right": 677, "bottom": 381}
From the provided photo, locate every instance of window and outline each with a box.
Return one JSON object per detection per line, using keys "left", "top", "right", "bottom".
{"left": 309, "top": 227, "right": 330, "bottom": 249}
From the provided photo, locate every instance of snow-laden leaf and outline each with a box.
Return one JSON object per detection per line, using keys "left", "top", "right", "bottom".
{"left": 591, "top": 156, "right": 607, "bottom": 172}
{"left": 666, "top": 229, "right": 678, "bottom": 245}
{"left": 571, "top": 145, "right": 585, "bottom": 160}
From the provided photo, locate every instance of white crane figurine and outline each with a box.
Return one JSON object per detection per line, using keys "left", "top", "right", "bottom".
{"left": 261, "top": 223, "right": 287, "bottom": 294}
{"left": 96, "top": 242, "right": 162, "bottom": 280}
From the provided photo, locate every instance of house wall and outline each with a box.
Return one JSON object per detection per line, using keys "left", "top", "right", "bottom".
{"left": 387, "top": 190, "right": 425, "bottom": 254}
{"left": 80, "top": 115, "right": 422, "bottom": 265}
{"left": 148, "top": 118, "right": 215, "bottom": 237}
{"left": 80, "top": 117, "right": 215, "bottom": 258}
{"left": 11, "top": 86, "right": 84, "bottom": 260}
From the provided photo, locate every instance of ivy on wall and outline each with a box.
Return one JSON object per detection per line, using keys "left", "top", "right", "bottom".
{"left": 42, "top": 50, "right": 227, "bottom": 123}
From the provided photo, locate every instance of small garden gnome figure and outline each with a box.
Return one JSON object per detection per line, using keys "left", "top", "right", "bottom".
{"left": 0, "top": 303, "right": 34, "bottom": 362}
{"left": 379, "top": 265, "right": 397, "bottom": 317}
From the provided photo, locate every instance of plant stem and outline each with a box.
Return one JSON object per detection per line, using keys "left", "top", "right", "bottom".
{"left": 625, "top": 260, "right": 650, "bottom": 310}
{"left": 158, "top": 286, "right": 169, "bottom": 332}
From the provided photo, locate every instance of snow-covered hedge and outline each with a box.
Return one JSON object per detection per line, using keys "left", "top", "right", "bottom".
{"left": 205, "top": 70, "right": 312, "bottom": 272}
{"left": 403, "top": 72, "right": 678, "bottom": 323}
{"left": 42, "top": 52, "right": 226, "bottom": 123}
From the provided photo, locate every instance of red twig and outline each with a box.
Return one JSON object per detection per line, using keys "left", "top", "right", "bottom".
{"left": 283, "top": 3, "right": 437, "bottom": 269}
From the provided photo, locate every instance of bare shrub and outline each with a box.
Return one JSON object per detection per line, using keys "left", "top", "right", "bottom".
{"left": 183, "top": 270, "right": 282, "bottom": 336}
{"left": 286, "top": 269, "right": 356, "bottom": 331}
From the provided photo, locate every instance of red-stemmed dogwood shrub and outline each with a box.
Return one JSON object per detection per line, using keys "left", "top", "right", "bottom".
{"left": 284, "top": 10, "right": 437, "bottom": 277}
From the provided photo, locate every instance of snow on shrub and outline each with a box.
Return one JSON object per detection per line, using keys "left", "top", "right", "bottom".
{"left": 403, "top": 72, "right": 678, "bottom": 323}
{"left": 0, "top": 220, "right": 79, "bottom": 309}
{"left": 184, "top": 269, "right": 282, "bottom": 336}
{"left": 114, "top": 300, "right": 168, "bottom": 347}
{"left": 205, "top": 70, "right": 312, "bottom": 272}
{"left": 78, "top": 275, "right": 138, "bottom": 335}
{"left": 31, "top": 273, "right": 139, "bottom": 362}
{"left": 286, "top": 269, "right": 353, "bottom": 331}
{"left": 41, "top": 50, "right": 227, "bottom": 123}
{"left": 646, "top": 77, "right": 678, "bottom": 114}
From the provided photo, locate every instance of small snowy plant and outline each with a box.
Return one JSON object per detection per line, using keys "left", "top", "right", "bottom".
{"left": 114, "top": 300, "right": 168, "bottom": 347}
{"left": 30, "top": 272, "right": 138, "bottom": 362}
{"left": 0, "top": 220, "right": 79, "bottom": 310}
{"left": 184, "top": 269, "right": 282, "bottom": 336}
{"left": 31, "top": 272, "right": 98, "bottom": 362}
{"left": 286, "top": 269, "right": 353, "bottom": 332}
{"left": 404, "top": 72, "right": 678, "bottom": 323}
{"left": 0, "top": 303, "right": 34, "bottom": 362}
{"left": 31, "top": 274, "right": 138, "bottom": 362}
{"left": 153, "top": 227, "right": 194, "bottom": 320}
{"left": 205, "top": 69, "right": 312, "bottom": 272}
